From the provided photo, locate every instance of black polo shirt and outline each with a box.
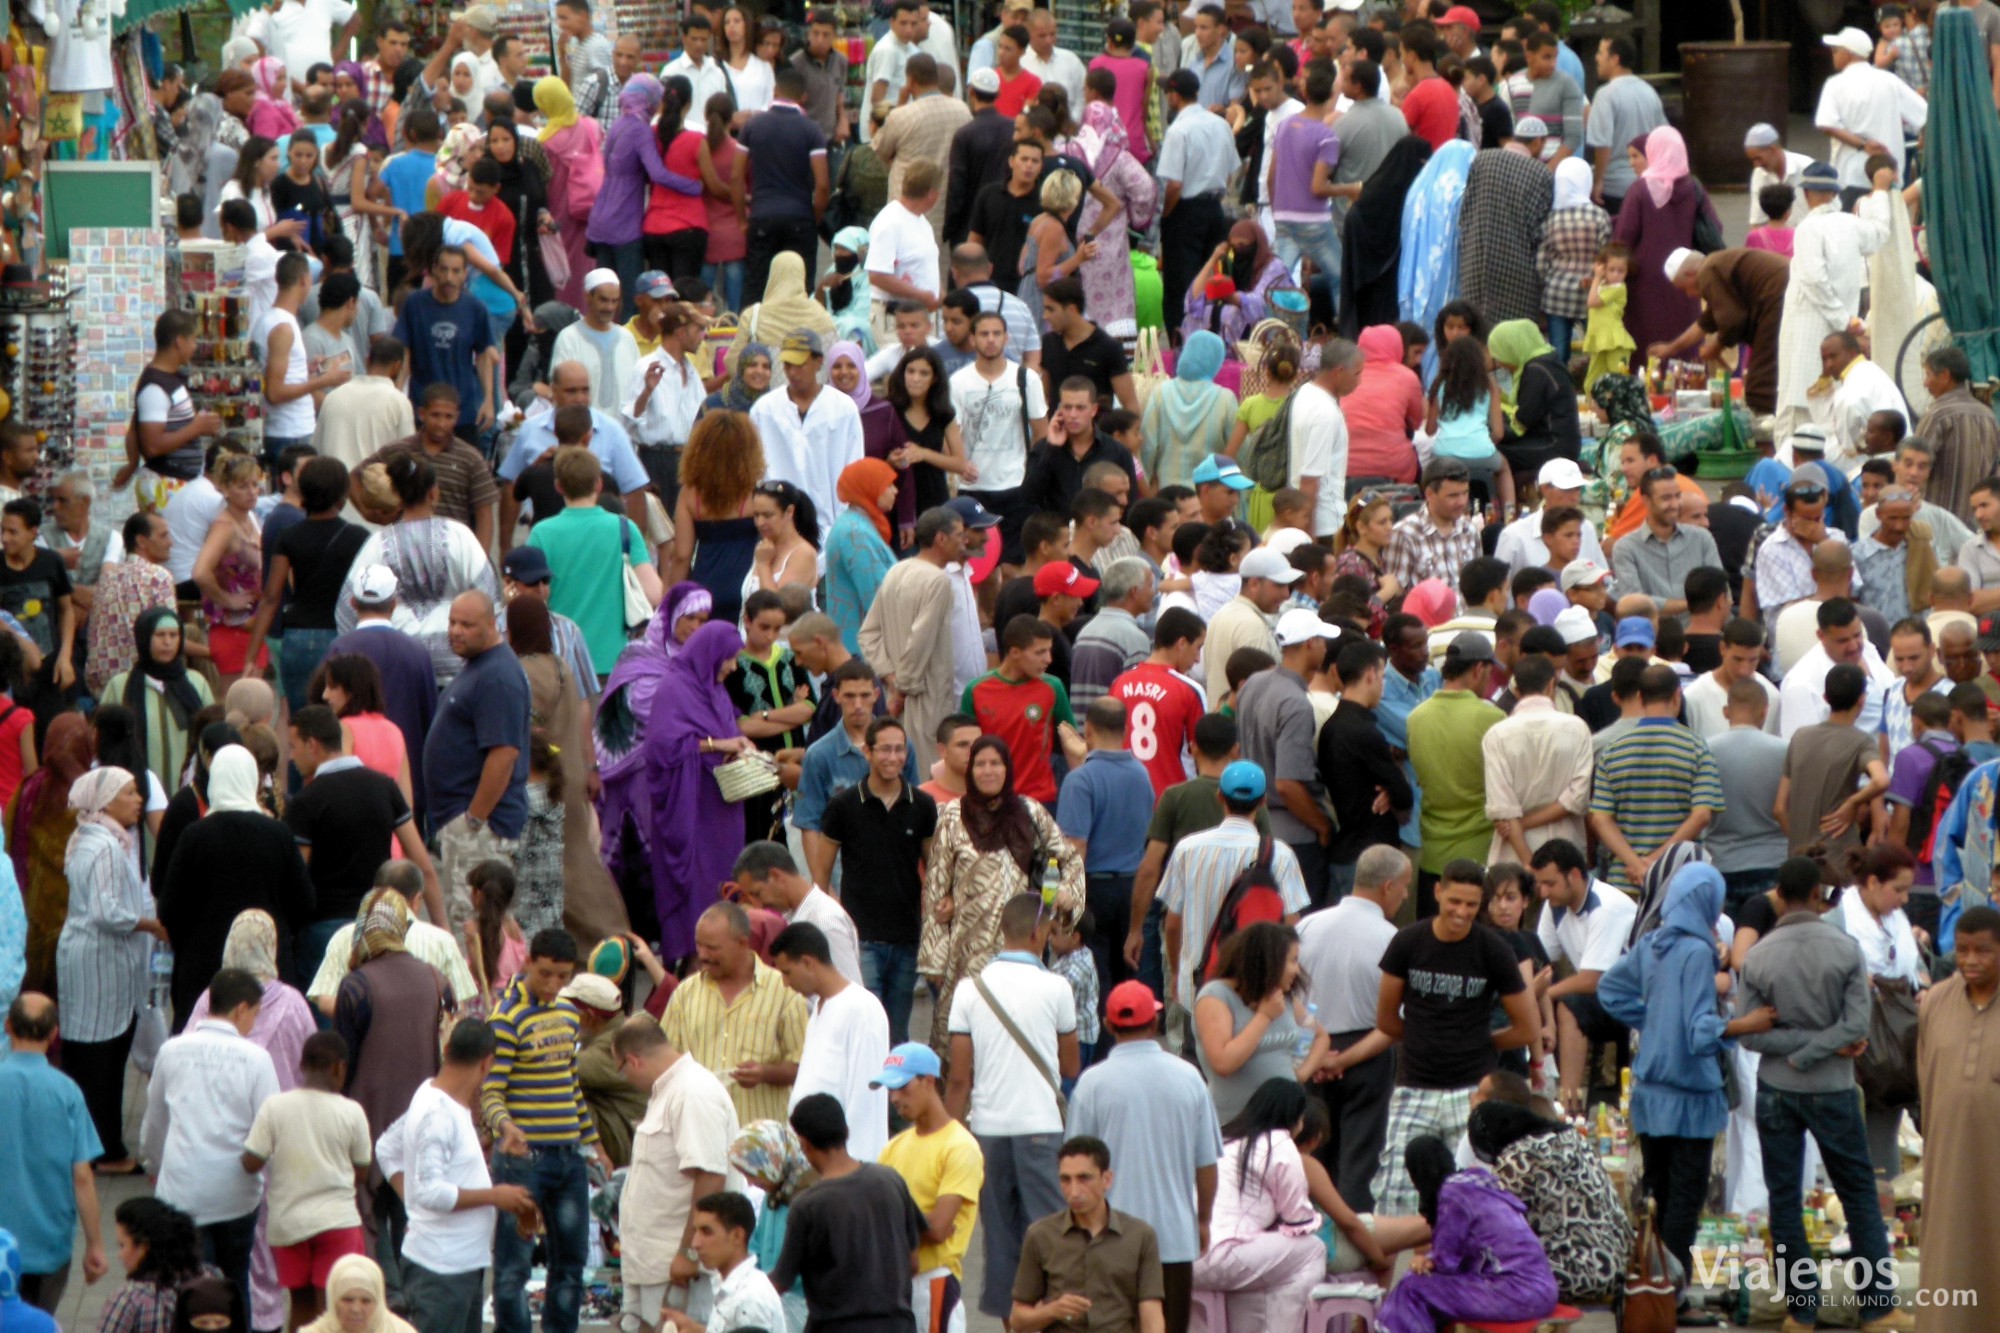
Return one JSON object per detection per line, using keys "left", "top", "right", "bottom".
{"left": 819, "top": 779, "right": 939, "bottom": 946}
{"left": 1021, "top": 433, "right": 1139, "bottom": 517}
{"left": 1042, "top": 325, "right": 1130, "bottom": 404}
{"left": 740, "top": 102, "right": 828, "bottom": 224}
{"left": 1315, "top": 697, "right": 1413, "bottom": 863}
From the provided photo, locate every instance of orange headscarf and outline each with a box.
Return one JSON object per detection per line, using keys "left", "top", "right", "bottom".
{"left": 837, "top": 458, "right": 899, "bottom": 545}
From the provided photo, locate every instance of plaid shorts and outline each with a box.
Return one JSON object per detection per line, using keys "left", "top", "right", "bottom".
{"left": 1369, "top": 1084, "right": 1474, "bottom": 1217}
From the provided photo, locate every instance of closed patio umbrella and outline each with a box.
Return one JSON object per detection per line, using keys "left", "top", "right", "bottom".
{"left": 1927, "top": 8, "right": 2000, "bottom": 382}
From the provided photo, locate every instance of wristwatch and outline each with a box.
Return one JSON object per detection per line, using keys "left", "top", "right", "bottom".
{"left": 683, "top": 1246, "right": 701, "bottom": 1263}
{"left": 464, "top": 813, "right": 486, "bottom": 833}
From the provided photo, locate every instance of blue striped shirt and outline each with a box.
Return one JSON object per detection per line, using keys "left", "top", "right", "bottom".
{"left": 1590, "top": 719, "right": 1725, "bottom": 888}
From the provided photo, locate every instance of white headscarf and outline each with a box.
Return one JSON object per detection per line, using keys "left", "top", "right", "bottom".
{"left": 1552, "top": 157, "right": 1594, "bottom": 212}
{"left": 69, "top": 766, "right": 137, "bottom": 850}
{"left": 206, "top": 745, "right": 262, "bottom": 815}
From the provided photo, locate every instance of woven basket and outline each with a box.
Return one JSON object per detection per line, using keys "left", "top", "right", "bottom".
{"left": 714, "top": 751, "right": 781, "bottom": 803}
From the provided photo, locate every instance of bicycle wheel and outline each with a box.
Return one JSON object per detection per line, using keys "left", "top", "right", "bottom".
{"left": 1895, "top": 309, "right": 1950, "bottom": 417}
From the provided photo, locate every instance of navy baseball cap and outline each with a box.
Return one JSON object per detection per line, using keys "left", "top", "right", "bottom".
{"left": 946, "top": 496, "right": 1000, "bottom": 529}
{"left": 502, "top": 547, "right": 552, "bottom": 584}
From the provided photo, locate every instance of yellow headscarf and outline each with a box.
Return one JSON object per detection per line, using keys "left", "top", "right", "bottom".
{"left": 727, "top": 251, "right": 836, "bottom": 375}
{"left": 535, "top": 76, "right": 578, "bottom": 142}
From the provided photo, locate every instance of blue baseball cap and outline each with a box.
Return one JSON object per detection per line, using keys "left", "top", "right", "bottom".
{"left": 1191, "top": 454, "right": 1254, "bottom": 491}
{"left": 1800, "top": 160, "right": 1839, "bottom": 189}
{"left": 1218, "top": 760, "right": 1266, "bottom": 802}
{"left": 1614, "top": 616, "right": 1656, "bottom": 649}
{"left": 946, "top": 496, "right": 1001, "bottom": 529}
{"left": 871, "top": 1042, "right": 943, "bottom": 1089}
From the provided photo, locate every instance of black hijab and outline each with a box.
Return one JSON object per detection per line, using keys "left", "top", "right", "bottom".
{"left": 128, "top": 606, "right": 204, "bottom": 719}
{"left": 1344, "top": 135, "right": 1433, "bottom": 290}
{"left": 1467, "top": 1100, "right": 1564, "bottom": 1166}
{"left": 958, "top": 736, "right": 1038, "bottom": 877}
{"left": 170, "top": 1274, "right": 246, "bottom": 1333}
{"left": 1406, "top": 1133, "right": 1457, "bottom": 1229}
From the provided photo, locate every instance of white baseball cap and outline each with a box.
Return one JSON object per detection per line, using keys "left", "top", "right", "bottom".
{"left": 1554, "top": 605, "right": 1600, "bottom": 646}
{"left": 1560, "top": 558, "right": 1611, "bottom": 591}
{"left": 1239, "top": 548, "right": 1303, "bottom": 584}
{"left": 353, "top": 564, "right": 399, "bottom": 607}
{"left": 1537, "top": 458, "right": 1587, "bottom": 491}
{"left": 1274, "top": 608, "right": 1342, "bottom": 648}
{"left": 1823, "top": 27, "right": 1872, "bottom": 58}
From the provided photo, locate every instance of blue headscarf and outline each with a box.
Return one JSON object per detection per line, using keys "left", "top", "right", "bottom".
{"left": 0, "top": 1229, "right": 21, "bottom": 1301}
{"left": 1651, "top": 862, "right": 1726, "bottom": 957}
{"left": 1744, "top": 456, "right": 1793, "bottom": 524}
{"left": 1399, "top": 138, "right": 1475, "bottom": 382}
{"left": 1177, "top": 330, "right": 1227, "bottom": 383}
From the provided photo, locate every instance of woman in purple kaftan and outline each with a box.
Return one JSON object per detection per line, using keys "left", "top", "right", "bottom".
{"left": 1377, "top": 1136, "right": 1560, "bottom": 1333}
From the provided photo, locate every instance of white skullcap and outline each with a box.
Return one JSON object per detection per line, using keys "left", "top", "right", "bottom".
{"left": 1663, "top": 247, "right": 1698, "bottom": 283}
{"left": 1554, "top": 605, "right": 1600, "bottom": 647}
{"left": 1743, "top": 122, "right": 1781, "bottom": 149}
{"left": 583, "top": 267, "right": 620, "bottom": 294}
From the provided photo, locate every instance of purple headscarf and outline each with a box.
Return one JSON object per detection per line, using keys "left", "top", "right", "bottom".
{"left": 826, "top": 340, "right": 871, "bottom": 409}
{"left": 1527, "top": 587, "right": 1568, "bottom": 626}
{"left": 644, "top": 620, "right": 747, "bottom": 959}
{"left": 619, "top": 73, "right": 665, "bottom": 121}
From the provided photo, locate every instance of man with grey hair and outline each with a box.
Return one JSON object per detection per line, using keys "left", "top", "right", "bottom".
{"left": 1288, "top": 337, "right": 1363, "bottom": 539}
{"left": 1070, "top": 556, "right": 1156, "bottom": 710}
{"left": 40, "top": 469, "right": 120, "bottom": 625}
{"left": 1294, "top": 842, "right": 1409, "bottom": 1211}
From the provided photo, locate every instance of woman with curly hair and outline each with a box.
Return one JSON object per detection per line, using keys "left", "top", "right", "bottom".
{"left": 96, "top": 1197, "right": 215, "bottom": 1333}
{"left": 1333, "top": 493, "right": 1399, "bottom": 636}
{"left": 665, "top": 411, "right": 764, "bottom": 626}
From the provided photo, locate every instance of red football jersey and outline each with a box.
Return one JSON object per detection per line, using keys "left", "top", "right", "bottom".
{"left": 1109, "top": 662, "right": 1206, "bottom": 799}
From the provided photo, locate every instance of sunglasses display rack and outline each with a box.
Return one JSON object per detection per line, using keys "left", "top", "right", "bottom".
{"left": 178, "top": 251, "right": 267, "bottom": 460}
{"left": 5, "top": 307, "right": 80, "bottom": 481}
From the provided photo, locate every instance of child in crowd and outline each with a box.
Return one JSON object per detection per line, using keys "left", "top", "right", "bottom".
{"left": 1580, "top": 241, "right": 1634, "bottom": 392}
{"left": 469, "top": 858, "right": 528, "bottom": 1009}
{"left": 1480, "top": 863, "right": 1552, "bottom": 1082}
{"left": 1189, "top": 520, "right": 1253, "bottom": 621}
{"left": 271, "top": 134, "right": 336, "bottom": 254}
{"left": 1859, "top": 456, "right": 1895, "bottom": 511}
{"left": 1263, "top": 488, "right": 1316, "bottom": 556}
{"left": 1746, "top": 184, "right": 1797, "bottom": 257}
{"left": 239, "top": 1031, "right": 373, "bottom": 1331}
{"left": 1227, "top": 336, "right": 1300, "bottom": 531}
{"left": 515, "top": 731, "right": 567, "bottom": 941}
{"left": 1426, "top": 334, "right": 1515, "bottom": 514}
{"left": 1049, "top": 908, "right": 1100, "bottom": 1090}
{"left": 865, "top": 302, "right": 933, "bottom": 380}
{"left": 1397, "top": 321, "right": 1431, "bottom": 372}
{"left": 1100, "top": 408, "right": 1144, "bottom": 467}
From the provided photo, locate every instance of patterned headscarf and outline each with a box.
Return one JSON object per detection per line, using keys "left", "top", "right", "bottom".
{"left": 1076, "top": 98, "right": 1128, "bottom": 176}
{"left": 351, "top": 888, "right": 413, "bottom": 967}
{"left": 729, "top": 1120, "right": 814, "bottom": 1206}
{"left": 619, "top": 72, "right": 665, "bottom": 121}
{"left": 251, "top": 56, "right": 289, "bottom": 102}
{"left": 435, "top": 122, "right": 485, "bottom": 193}
{"left": 1590, "top": 373, "right": 1651, "bottom": 431}
{"left": 69, "top": 766, "right": 137, "bottom": 851}
{"left": 1629, "top": 840, "right": 1714, "bottom": 948}
{"left": 221, "top": 909, "right": 282, "bottom": 983}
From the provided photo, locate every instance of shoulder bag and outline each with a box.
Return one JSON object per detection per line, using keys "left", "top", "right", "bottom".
{"left": 971, "top": 972, "right": 1067, "bottom": 1118}
{"left": 616, "top": 516, "right": 651, "bottom": 631}
{"left": 1618, "top": 1198, "right": 1679, "bottom": 1333}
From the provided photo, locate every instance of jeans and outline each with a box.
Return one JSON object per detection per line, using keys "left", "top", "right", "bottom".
{"left": 1273, "top": 219, "right": 1341, "bottom": 304}
{"left": 1138, "top": 899, "right": 1166, "bottom": 999}
{"left": 745, "top": 218, "right": 820, "bottom": 308}
{"left": 860, "top": 940, "right": 921, "bottom": 1047}
{"left": 490, "top": 1144, "right": 591, "bottom": 1333}
{"left": 199, "top": 1209, "right": 260, "bottom": 1323}
{"left": 974, "top": 1133, "right": 1065, "bottom": 1317}
{"left": 1638, "top": 1133, "right": 1713, "bottom": 1284}
{"left": 1721, "top": 868, "right": 1780, "bottom": 922}
{"left": 18, "top": 1265, "right": 68, "bottom": 1313}
{"left": 644, "top": 230, "right": 709, "bottom": 289}
{"left": 1085, "top": 871, "right": 1136, "bottom": 1039}
{"left": 1326, "top": 859, "right": 1357, "bottom": 902}
{"left": 1755, "top": 1084, "right": 1897, "bottom": 1321}
{"left": 702, "top": 260, "right": 745, "bottom": 315}
{"left": 1161, "top": 194, "right": 1229, "bottom": 345}
{"left": 637, "top": 443, "right": 682, "bottom": 516}
{"left": 296, "top": 916, "right": 349, "bottom": 992}
{"left": 1286, "top": 838, "right": 1332, "bottom": 909}
{"left": 63, "top": 1019, "right": 135, "bottom": 1161}
{"left": 1548, "top": 313, "right": 1578, "bottom": 364}
{"left": 368, "top": 1181, "right": 409, "bottom": 1311}
{"left": 403, "top": 1259, "right": 485, "bottom": 1333}
{"left": 278, "top": 626, "right": 338, "bottom": 717}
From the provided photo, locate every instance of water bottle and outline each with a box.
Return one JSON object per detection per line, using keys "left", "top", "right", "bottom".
{"left": 148, "top": 944, "right": 173, "bottom": 1011}
{"left": 1294, "top": 1001, "right": 1318, "bottom": 1062}
{"left": 1040, "top": 855, "right": 1061, "bottom": 911}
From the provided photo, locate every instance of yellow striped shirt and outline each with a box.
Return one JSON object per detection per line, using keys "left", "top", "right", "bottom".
{"left": 660, "top": 959, "right": 809, "bottom": 1126}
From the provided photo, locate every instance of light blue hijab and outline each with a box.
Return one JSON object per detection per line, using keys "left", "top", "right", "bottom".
{"left": 1651, "top": 862, "right": 1726, "bottom": 957}
{"left": 1176, "top": 329, "right": 1228, "bottom": 384}
{"left": 1399, "top": 138, "right": 1476, "bottom": 383}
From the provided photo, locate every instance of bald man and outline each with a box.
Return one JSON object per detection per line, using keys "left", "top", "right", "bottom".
{"left": 658, "top": 900, "right": 809, "bottom": 1125}
{"left": 425, "top": 590, "right": 532, "bottom": 925}
{"left": 1931, "top": 568, "right": 1980, "bottom": 647}
{"left": 0, "top": 993, "right": 108, "bottom": 1311}
{"left": 497, "top": 360, "right": 654, "bottom": 541}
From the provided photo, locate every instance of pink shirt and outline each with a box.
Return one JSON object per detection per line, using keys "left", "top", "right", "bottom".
{"left": 1212, "top": 1131, "right": 1319, "bottom": 1241}
{"left": 1087, "top": 53, "right": 1154, "bottom": 162}
{"left": 1340, "top": 331, "right": 1427, "bottom": 483}
{"left": 1745, "top": 224, "right": 1795, "bottom": 258}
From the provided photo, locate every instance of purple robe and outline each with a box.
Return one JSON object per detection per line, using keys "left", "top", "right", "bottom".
{"left": 1377, "top": 1169, "right": 1561, "bottom": 1333}
{"left": 1612, "top": 177, "right": 1722, "bottom": 361}
{"left": 596, "top": 582, "right": 713, "bottom": 885}
{"left": 642, "top": 621, "right": 747, "bottom": 959}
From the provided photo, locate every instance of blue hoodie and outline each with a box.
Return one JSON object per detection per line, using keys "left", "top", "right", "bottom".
{"left": 1599, "top": 863, "right": 1734, "bottom": 1139}
{"left": 0, "top": 1229, "right": 60, "bottom": 1333}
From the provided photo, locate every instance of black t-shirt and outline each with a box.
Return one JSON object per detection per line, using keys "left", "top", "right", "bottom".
{"left": 1736, "top": 890, "right": 1781, "bottom": 939}
{"left": 285, "top": 762, "right": 415, "bottom": 920}
{"left": 514, "top": 461, "right": 565, "bottom": 528}
{"left": 1477, "top": 95, "right": 1513, "bottom": 150}
{"left": 1577, "top": 680, "right": 1619, "bottom": 733}
{"left": 1379, "top": 919, "right": 1526, "bottom": 1090}
{"left": 819, "top": 781, "right": 939, "bottom": 946}
{"left": 0, "top": 549, "right": 71, "bottom": 655}
{"left": 1041, "top": 325, "right": 1130, "bottom": 403}
{"left": 277, "top": 516, "right": 369, "bottom": 630}
{"left": 1683, "top": 632, "right": 1723, "bottom": 676}
{"left": 993, "top": 575, "right": 1042, "bottom": 641}
{"left": 967, "top": 181, "right": 1039, "bottom": 289}
{"left": 772, "top": 1163, "right": 926, "bottom": 1331}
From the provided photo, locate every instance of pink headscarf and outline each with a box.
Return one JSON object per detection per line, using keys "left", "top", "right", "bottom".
{"left": 1639, "top": 125, "right": 1689, "bottom": 209}
{"left": 1076, "top": 99, "right": 1128, "bottom": 176}
{"left": 249, "top": 57, "right": 300, "bottom": 136}
{"left": 1403, "top": 579, "right": 1458, "bottom": 627}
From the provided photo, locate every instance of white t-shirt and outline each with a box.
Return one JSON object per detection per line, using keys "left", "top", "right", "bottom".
{"left": 946, "top": 955, "right": 1075, "bottom": 1136}
{"left": 788, "top": 983, "right": 891, "bottom": 1162}
{"left": 949, "top": 360, "right": 1046, "bottom": 492}
{"left": 385, "top": 1080, "right": 495, "bottom": 1277}
{"left": 163, "top": 477, "right": 223, "bottom": 585}
{"left": 1682, "top": 670, "right": 1780, "bottom": 739}
{"left": 866, "top": 200, "right": 942, "bottom": 305}
{"left": 722, "top": 56, "right": 776, "bottom": 115}
{"left": 709, "top": 1259, "right": 789, "bottom": 1333}
{"left": 258, "top": 0, "right": 358, "bottom": 90}
{"left": 1287, "top": 380, "right": 1348, "bottom": 537}
{"left": 789, "top": 887, "right": 864, "bottom": 987}
{"left": 243, "top": 1088, "right": 373, "bottom": 1246}
{"left": 254, "top": 307, "right": 316, "bottom": 439}
{"left": 45, "top": 0, "right": 115, "bottom": 93}
{"left": 1534, "top": 878, "right": 1637, "bottom": 975}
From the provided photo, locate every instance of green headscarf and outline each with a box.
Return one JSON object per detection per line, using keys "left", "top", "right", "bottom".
{"left": 1487, "top": 319, "right": 1558, "bottom": 426}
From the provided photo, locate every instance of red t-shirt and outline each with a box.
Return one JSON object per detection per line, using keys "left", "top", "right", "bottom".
{"left": 438, "top": 189, "right": 519, "bottom": 266}
{"left": 963, "top": 669, "right": 1075, "bottom": 802}
{"left": 995, "top": 68, "right": 1044, "bottom": 117}
{"left": 1109, "top": 662, "right": 1207, "bottom": 799}
{"left": 1401, "top": 76, "right": 1460, "bottom": 150}
{"left": 0, "top": 697, "right": 28, "bottom": 815}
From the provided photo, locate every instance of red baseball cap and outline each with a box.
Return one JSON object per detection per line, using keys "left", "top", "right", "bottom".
{"left": 1105, "top": 980, "right": 1164, "bottom": 1027}
{"left": 1034, "top": 562, "right": 1101, "bottom": 599}
{"left": 1441, "top": 5, "right": 1480, "bottom": 27}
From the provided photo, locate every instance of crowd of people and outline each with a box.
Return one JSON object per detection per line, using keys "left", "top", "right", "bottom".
{"left": 6, "top": 1, "right": 2000, "bottom": 1332}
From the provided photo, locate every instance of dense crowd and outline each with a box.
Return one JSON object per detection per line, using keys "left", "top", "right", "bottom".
{"left": 7, "top": 1, "right": 2000, "bottom": 1333}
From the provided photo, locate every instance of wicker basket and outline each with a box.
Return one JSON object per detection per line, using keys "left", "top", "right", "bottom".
{"left": 714, "top": 751, "right": 781, "bottom": 803}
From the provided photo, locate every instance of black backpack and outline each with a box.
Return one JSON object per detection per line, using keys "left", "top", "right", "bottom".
{"left": 1198, "top": 837, "right": 1289, "bottom": 985}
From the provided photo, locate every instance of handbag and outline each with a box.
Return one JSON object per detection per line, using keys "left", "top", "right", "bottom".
{"left": 617, "top": 518, "right": 650, "bottom": 632}
{"left": 971, "top": 973, "right": 1067, "bottom": 1118}
{"left": 539, "top": 230, "right": 571, "bottom": 289}
{"left": 1691, "top": 183, "right": 1726, "bottom": 254}
{"left": 1857, "top": 975, "right": 1921, "bottom": 1108}
{"left": 1237, "top": 318, "right": 1299, "bottom": 402}
{"left": 1618, "top": 1198, "right": 1679, "bottom": 1333}
{"left": 1131, "top": 325, "right": 1170, "bottom": 412}
{"left": 713, "top": 750, "right": 781, "bottom": 803}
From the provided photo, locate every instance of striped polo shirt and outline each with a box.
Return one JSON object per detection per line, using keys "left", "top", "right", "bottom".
{"left": 480, "top": 981, "right": 598, "bottom": 1146}
{"left": 660, "top": 959, "right": 809, "bottom": 1127}
{"left": 1590, "top": 717, "right": 1726, "bottom": 889}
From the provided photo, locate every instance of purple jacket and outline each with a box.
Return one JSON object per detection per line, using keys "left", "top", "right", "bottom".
{"left": 587, "top": 116, "right": 702, "bottom": 248}
{"left": 1377, "top": 1169, "right": 1560, "bottom": 1333}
